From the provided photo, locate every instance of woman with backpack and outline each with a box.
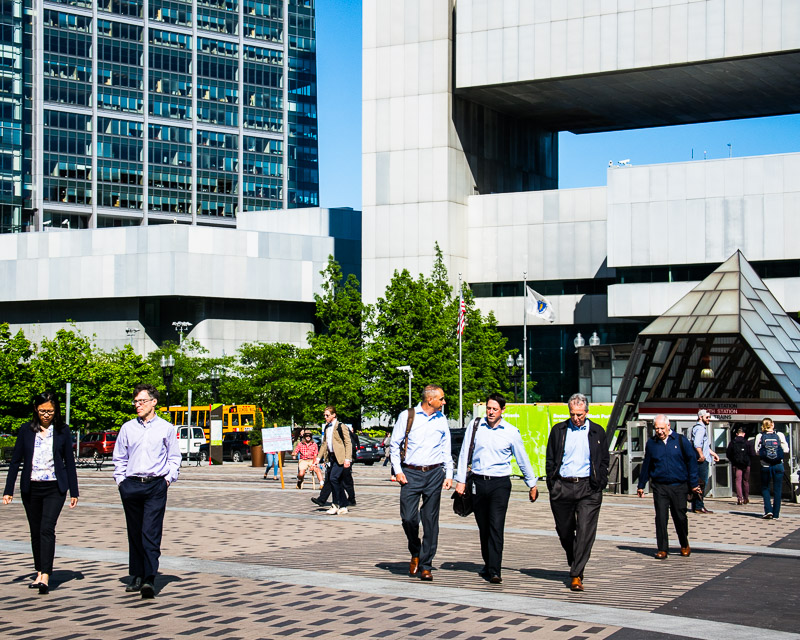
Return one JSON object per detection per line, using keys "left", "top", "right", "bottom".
{"left": 754, "top": 418, "right": 788, "bottom": 520}
{"left": 725, "top": 426, "right": 753, "bottom": 505}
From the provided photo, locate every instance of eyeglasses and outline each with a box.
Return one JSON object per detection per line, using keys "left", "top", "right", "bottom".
{"left": 133, "top": 398, "right": 155, "bottom": 406}
{"left": 304, "top": 435, "right": 312, "bottom": 438}
{"left": 37, "top": 409, "right": 55, "bottom": 415}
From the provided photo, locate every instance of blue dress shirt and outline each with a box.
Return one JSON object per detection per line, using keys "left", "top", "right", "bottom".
{"left": 455, "top": 417, "right": 537, "bottom": 487}
{"left": 390, "top": 404, "right": 453, "bottom": 479}
{"left": 559, "top": 420, "right": 591, "bottom": 478}
{"left": 113, "top": 414, "right": 182, "bottom": 485}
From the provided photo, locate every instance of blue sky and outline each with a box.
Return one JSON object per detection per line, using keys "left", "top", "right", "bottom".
{"left": 315, "top": 3, "right": 800, "bottom": 209}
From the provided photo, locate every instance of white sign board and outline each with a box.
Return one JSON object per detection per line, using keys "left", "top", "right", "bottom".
{"left": 210, "top": 420, "right": 223, "bottom": 446}
{"left": 262, "top": 427, "right": 293, "bottom": 453}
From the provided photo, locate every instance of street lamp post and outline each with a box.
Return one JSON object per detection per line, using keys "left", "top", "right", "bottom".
{"left": 506, "top": 354, "right": 523, "bottom": 402}
{"left": 160, "top": 355, "right": 175, "bottom": 408}
{"left": 210, "top": 366, "right": 221, "bottom": 403}
{"left": 172, "top": 321, "right": 192, "bottom": 345}
{"left": 125, "top": 327, "right": 140, "bottom": 345}
{"left": 396, "top": 365, "right": 413, "bottom": 408}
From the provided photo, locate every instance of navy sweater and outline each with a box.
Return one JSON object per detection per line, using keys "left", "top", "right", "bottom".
{"left": 638, "top": 430, "right": 698, "bottom": 489}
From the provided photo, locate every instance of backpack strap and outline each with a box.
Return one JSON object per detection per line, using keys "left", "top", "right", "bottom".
{"left": 400, "top": 407, "right": 415, "bottom": 463}
{"left": 465, "top": 417, "right": 480, "bottom": 472}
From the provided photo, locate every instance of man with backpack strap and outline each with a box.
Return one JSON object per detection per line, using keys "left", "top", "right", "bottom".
{"left": 690, "top": 409, "right": 719, "bottom": 514}
{"left": 390, "top": 384, "right": 452, "bottom": 582}
{"left": 725, "top": 426, "right": 753, "bottom": 505}
{"left": 754, "top": 417, "right": 788, "bottom": 520}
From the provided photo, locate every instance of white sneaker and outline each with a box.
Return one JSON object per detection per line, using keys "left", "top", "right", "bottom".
{"left": 326, "top": 505, "right": 339, "bottom": 515}
{"left": 337, "top": 506, "right": 348, "bottom": 515}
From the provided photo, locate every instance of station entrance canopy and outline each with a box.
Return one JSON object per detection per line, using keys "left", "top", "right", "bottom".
{"left": 609, "top": 251, "right": 800, "bottom": 433}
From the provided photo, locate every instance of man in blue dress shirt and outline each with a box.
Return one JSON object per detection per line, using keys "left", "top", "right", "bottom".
{"left": 113, "top": 383, "right": 182, "bottom": 598}
{"left": 545, "top": 393, "right": 609, "bottom": 592}
{"left": 637, "top": 414, "right": 701, "bottom": 559}
{"left": 455, "top": 393, "right": 538, "bottom": 584}
{"left": 390, "top": 384, "right": 452, "bottom": 582}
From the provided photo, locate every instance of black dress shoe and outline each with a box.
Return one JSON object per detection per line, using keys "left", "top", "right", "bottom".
{"left": 310, "top": 496, "right": 324, "bottom": 506}
{"left": 29, "top": 581, "right": 42, "bottom": 589}
{"left": 126, "top": 576, "right": 143, "bottom": 593}
{"left": 38, "top": 582, "right": 49, "bottom": 595}
{"left": 140, "top": 579, "right": 155, "bottom": 599}
{"left": 489, "top": 575, "right": 502, "bottom": 584}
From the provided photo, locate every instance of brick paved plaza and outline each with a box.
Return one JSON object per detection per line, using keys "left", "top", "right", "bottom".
{"left": 1, "top": 462, "right": 798, "bottom": 639}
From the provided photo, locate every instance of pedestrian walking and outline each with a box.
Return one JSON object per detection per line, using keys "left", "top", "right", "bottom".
{"left": 725, "top": 426, "right": 753, "bottom": 505}
{"left": 113, "top": 384, "right": 181, "bottom": 599}
{"left": 545, "top": 393, "right": 609, "bottom": 592}
{"left": 389, "top": 384, "right": 452, "bottom": 582}
{"left": 754, "top": 418, "right": 788, "bottom": 520}
{"left": 454, "top": 393, "right": 537, "bottom": 584}
{"left": 2, "top": 392, "right": 79, "bottom": 594}
{"left": 690, "top": 409, "right": 719, "bottom": 513}
{"left": 637, "top": 415, "right": 700, "bottom": 559}
{"left": 315, "top": 406, "right": 351, "bottom": 515}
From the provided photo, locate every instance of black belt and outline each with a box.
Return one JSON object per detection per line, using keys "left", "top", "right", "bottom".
{"left": 472, "top": 474, "right": 509, "bottom": 481}
{"left": 560, "top": 476, "right": 589, "bottom": 483}
{"left": 402, "top": 463, "right": 443, "bottom": 472}
{"left": 130, "top": 475, "right": 165, "bottom": 483}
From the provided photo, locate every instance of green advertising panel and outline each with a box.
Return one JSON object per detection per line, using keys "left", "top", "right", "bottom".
{"left": 473, "top": 403, "right": 613, "bottom": 478}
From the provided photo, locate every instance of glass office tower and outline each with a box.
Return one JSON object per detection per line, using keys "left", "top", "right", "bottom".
{"left": 29, "top": 0, "right": 318, "bottom": 231}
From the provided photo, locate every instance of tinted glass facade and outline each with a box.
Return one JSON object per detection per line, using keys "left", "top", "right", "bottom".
{"left": 14, "top": 0, "right": 317, "bottom": 232}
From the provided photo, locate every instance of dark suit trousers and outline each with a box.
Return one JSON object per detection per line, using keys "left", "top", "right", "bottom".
{"left": 21, "top": 481, "right": 65, "bottom": 574}
{"left": 651, "top": 481, "right": 689, "bottom": 552}
{"left": 318, "top": 459, "right": 354, "bottom": 506}
{"left": 400, "top": 466, "right": 445, "bottom": 571}
{"left": 119, "top": 477, "right": 169, "bottom": 579}
{"left": 549, "top": 478, "right": 602, "bottom": 578}
{"left": 343, "top": 465, "right": 355, "bottom": 503}
{"left": 472, "top": 475, "right": 511, "bottom": 577}
{"left": 327, "top": 455, "right": 347, "bottom": 508}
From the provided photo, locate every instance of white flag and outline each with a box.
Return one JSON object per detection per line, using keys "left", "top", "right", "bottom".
{"left": 526, "top": 286, "right": 555, "bottom": 323}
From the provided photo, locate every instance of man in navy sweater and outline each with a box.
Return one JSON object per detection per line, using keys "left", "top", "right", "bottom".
{"left": 637, "top": 415, "right": 701, "bottom": 559}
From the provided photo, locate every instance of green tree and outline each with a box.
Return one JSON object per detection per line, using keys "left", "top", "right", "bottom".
{"left": 228, "top": 341, "right": 301, "bottom": 423}
{"left": 0, "top": 323, "right": 34, "bottom": 433}
{"left": 92, "top": 345, "right": 155, "bottom": 428}
{"left": 146, "top": 339, "right": 227, "bottom": 408}
{"left": 295, "top": 256, "right": 366, "bottom": 423}
{"left": 364, "top": 245, "right": 516, "bottom": 424}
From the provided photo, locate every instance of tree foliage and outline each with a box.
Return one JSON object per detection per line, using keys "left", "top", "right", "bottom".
{"left": 0, "top": 323, "right": 34, "bottom": 432}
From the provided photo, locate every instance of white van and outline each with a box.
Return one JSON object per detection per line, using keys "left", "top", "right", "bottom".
{"left": 177, "top": 426, "right": 206, "bottom": 459}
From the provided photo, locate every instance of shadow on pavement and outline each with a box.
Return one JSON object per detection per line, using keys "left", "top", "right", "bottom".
{"left": 518, "top": 567, "right": 570, "bottom": 583}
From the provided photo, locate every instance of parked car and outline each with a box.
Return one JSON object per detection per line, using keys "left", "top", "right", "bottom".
{"left": 198, "top": 431, "right": 252, "bottom": 462}
{"left": 449, "top": 428, "right": 466, "bottom": 463}
{"left": 353, "top": 434, "right": 383, "bottom": 465}
{"left": 177, "top": 425, "right": 206, "bottom": 459}
{"left": 78, "top": 431, "right": 118, "bottom": 460}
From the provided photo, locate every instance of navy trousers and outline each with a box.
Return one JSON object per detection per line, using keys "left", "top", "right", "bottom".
{"left": 400, "top": 466, "right": 445, "bottom": 571}
{"left": 119, "top": 477, "right": 169, "bottom": 579}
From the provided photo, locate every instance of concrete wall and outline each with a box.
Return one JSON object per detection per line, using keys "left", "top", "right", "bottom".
{"left": 455, "top": 0, "right": 800, "bottom": 87}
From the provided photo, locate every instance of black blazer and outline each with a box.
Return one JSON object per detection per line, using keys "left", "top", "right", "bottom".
{"left": 545, "top": 419, "right": 609, "bottom": 493}
{"left": 3, "top": 424, "right": 79, "bottom": 498}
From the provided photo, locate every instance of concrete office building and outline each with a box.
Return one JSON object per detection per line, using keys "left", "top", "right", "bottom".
{"left": 362, "top": 0, "right": 800, "bottom": 400}
{"left": 0, "top": 206, "right": 361, "bottom": 357}
{"left": 10, "top": 0, "right": 318, "bottom": 232}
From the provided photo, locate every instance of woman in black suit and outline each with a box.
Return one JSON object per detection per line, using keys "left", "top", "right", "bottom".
{"left": 3, "top": 392, "right": 79, "bottom": 593}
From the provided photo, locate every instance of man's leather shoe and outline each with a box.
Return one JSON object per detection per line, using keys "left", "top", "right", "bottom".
{"left": 489, "top": 574, "right": 502, "bottom": 584}
{"left": 570, "top": 577, "right": 583, "bottom": 591}
{"left": 654, "top": 551, "right": 668, "bottom": 559}
{"left": 310, "top": 497, "right": 324, "bottom": 507}
{"left": 680, "top": 546, "right": 691, "bottom": 557}
{"left": 140, "top": 579, "right": 155, "bottom": 599}
{"left": 125, "top": 576, "right": 143, "bottom": 592}
{"left": 701, "top": 508, "right": 713, "bottom": 514}
{"left": 419, "top": 569, "right": 433, "bottom": 581}
{"left": 408, "top": 556, "right": 420, "bottom": 576}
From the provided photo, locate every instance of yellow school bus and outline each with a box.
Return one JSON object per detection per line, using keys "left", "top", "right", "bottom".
{"left": 163, "top": 404, "right": 263, "bottom": 441}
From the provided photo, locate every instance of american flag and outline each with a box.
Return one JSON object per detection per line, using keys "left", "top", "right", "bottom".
{"left": 457, "top": 292, "right": 467, "bottom": 336}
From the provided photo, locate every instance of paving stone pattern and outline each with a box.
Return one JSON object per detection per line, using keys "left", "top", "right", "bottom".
{"left": 1, "top": 463, "right": 797, "bottom": 639}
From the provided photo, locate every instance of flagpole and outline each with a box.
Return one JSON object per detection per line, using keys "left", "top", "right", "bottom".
{"left": 458, "top": 273, "right": 464, "bottom": 428}
{"left": 523, "top": 271, "right": 527, "bottom": 403}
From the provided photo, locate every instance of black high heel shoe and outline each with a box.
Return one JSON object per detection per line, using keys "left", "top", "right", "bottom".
{"left": 38, "top": 582, "right": 49, "bottom": 594}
